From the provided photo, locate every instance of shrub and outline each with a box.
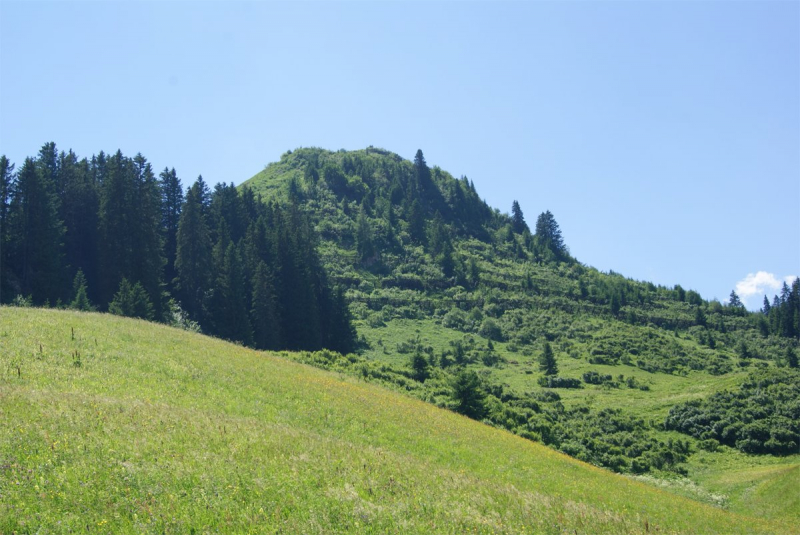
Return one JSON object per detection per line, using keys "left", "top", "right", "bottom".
{"left": 478, "top": 318, "right": 504, "bottom": 341}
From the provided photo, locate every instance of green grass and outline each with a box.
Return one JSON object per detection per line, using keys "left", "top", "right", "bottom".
{"left": 356, "top": 315, "right": 800, "bottom": 524}
{"left": 0, "top": 307, "right": 794, "bottom": 534}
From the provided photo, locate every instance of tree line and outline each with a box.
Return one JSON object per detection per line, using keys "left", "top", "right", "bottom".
{"left": 0, "top": 143, "right": 356, "bottom": 353}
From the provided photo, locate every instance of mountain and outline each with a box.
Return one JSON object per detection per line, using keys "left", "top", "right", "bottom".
{"left": 241, "top": 146, "right": 799, "bottom": 524}
{"left": 0, "top": 306, "right": 794, "bottom": 534}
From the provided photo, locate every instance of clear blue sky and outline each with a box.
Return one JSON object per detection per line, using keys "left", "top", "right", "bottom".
{"left": 1, "top": 1, "right": 798, "bottom": 308}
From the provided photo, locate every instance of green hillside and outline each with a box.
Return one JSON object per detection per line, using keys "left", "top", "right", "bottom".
{"left": 241, "top": 147, "right": 799, "bottom": 524}
{"left": 0, "top": 307, "right": 794, "bottom": 534}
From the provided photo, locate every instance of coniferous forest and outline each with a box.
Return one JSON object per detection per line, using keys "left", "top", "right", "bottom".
{"left": 0, "top": 143, "right": 356, "bottom": 354}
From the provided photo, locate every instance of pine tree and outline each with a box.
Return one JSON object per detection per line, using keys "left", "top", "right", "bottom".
{"left": 250, "top": 261, "right": 280, "bottom": 350}
{"left": 413, "top": 149, "right": 432, "bottom": 192}
{"left": 406, "top": 199, "right": 426, "bottom": 244}
{"left": 511, "top": 200, "right": 528, "bottom": 233}
{"left": 438, "top": 238, "right": 455, "bottom": 278}
{"left": 410, "top": 350, "right": 430, "bottom": 382}
{"left": 8, "top": 157, "right": 65, "bottom": 304}
{"left": 160, "top": 167, "right": 183, "bottom": 291}
{"left": 727, "top": 291, "right": 744, "bottom": 316}
{"left": 69, "top": 269, "right": 93, "bottom": 311}
{"left": 59, "top": 150, "right": 100, "bottom": 298}
{"left": 534, "top": 210, "right": 567, "bottom": 260}
{"left": 539, "top": 341, "right": 558, "bottom": 375}
{"left": 130, "top": 154, "right": 165, "bottom": 319}
{"left": 97, "top": 151, "right": 164, "bottom": 314}
{"left": 108, "top": 278, "right": 153, "bottom": 320}
{"left": 451, "top": 369, "right": 487, "bottom": 420}
{"left": 324, "top": 286, "right": 357, "bottom": 355}
{"left": 174, "top": 178, "right": 213, "bottom": 322}
{"left": 209, "top": 239, "right": 253, "bottom": 346}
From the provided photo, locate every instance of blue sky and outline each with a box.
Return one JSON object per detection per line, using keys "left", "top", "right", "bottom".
{"left": 1, "top": 1, "right": 798, "bottom": 308}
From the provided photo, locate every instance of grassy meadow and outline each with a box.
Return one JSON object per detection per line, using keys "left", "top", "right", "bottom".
{"left": 1, "top": 306, "right": 795, "bottom": 534}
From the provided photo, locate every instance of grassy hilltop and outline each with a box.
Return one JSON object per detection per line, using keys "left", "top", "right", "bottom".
{"left": 0, "top": 307, "right": 794, "bottom": 534}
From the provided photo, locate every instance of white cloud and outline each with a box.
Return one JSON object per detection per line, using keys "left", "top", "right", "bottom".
{"left": 733, "top": 271, "right": 798, "bottom": 309}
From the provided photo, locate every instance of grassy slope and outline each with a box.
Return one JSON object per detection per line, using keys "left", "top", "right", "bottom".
{"left": 240, "top": 149, "right": 798, "bottom": 525}
{"left": 356, "top": 317, "right": 800, "bottom": 520}
{"left": 0, "top": 307, "right": 793, "bottom": 534}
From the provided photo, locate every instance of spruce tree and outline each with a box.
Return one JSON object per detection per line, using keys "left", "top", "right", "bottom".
{"left": 130, "top": 154, "right": 165, "bottom": 320}
{"left": 324, "top": 286, "right": 357, "bottom": 355}
{"left": 728, "top": 290, "right": 743, "bottom": 309}
{"left": 406, "top": 199, "right": 426, "bottom": 244}
{"left": 511, "top": 200, "right": 528, "bottom": 233}
{"left": 59, "top": 150, "right": 100, "bottom": 302}
{"left": 413, "top": 149, "right": 432, "bottom": 192}
{"left": 98, "top": 150, "right": 131, "bottom": 306}
{"left": 69, "top": 269, "right": 93, "bottom": 311}
{"left": 534, "top": 210, "right": 567, "bottom": 260}
{"left": 210, "top": 241, "right": 252, "bottom": 346}
{"left": 174, "top": 178, "right": 213, "bottom": 322}
{"left": 410, "top": 350, "right": 430, "bottom": 382}
{"left": 160, "top": 167, "right": 183, "bottom": 291}
{"left": 108, "top": 278, "right": 153, "bottom": 320}
{"left": 451, "top": 369, "right": 487, "bottom": 420}
{"left": 250, "top": 261, "right": 280, "bottom": 350}
{"left": 539, "top": 341, "right": 558, "bottom": 376}
{"left": 8, "top": 157, "right": 65, "bottom": 304}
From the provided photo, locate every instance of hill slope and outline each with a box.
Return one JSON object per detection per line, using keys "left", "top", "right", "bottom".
{"left": 240, "top": 147, "right": 799, "bottom": 523}
{"left": 0, "top": 307, "right": 793, "bottom": 534}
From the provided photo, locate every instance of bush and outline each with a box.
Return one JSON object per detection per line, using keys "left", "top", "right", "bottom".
{"left": 538, "top": 376, "right": 582, "bottom": 389}
{"left": 664, "top": 368, "right": 800, "bottom": 455}
{"left": 478, "top": 318, "right": 504, "bottom": 341}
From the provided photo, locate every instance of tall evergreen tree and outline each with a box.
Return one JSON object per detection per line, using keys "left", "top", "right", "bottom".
{"left": 728, "top": 290, "right": 743, "bottom": 310}
{"left": 539, "top": 341, "right": 558, "bottom": 376}
{"left": 59, "top": 150, "right": 99, "bottom": 301}
{"left": 174, "top": 178, "right": 213, "bottom": 322}
{"left": 8, "top": 157, "right": 65, "bottom": 304}
{"left": 534, "top": 210, "right": 567, "bottom": 260}
{"left": 324, "top": 285, "right": 357, "bottom": 355}
{"left": 160, "top": 167, "right": 183, "bottom": 291}
{"left": 406, "top": 199, "right": 426, "bottom": 244}
{"left": 209, "top": 239, "right": 253, "bottom": 346}
{"left": 130, "top": 154, "right": 165, "bottom": 319}
{"left": 108, "top": 277, "right": 153, "bottom": 320}
{"left": 250, "top": 261, "right": 280, "bottom": 350}
{"left": 511, "top": 200, "right": 529, "bottom": 234}
{"left": 451, "top": 369, "right": 487, "bottom": 420}
{"left": 98, "top": 150, "right": 133, "bottom": 307}
{"left": 413, "top": 149, "right": 432, "bottom": 191}
{"left": 69, "top": 269, "right": 93, "bottom": 311}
